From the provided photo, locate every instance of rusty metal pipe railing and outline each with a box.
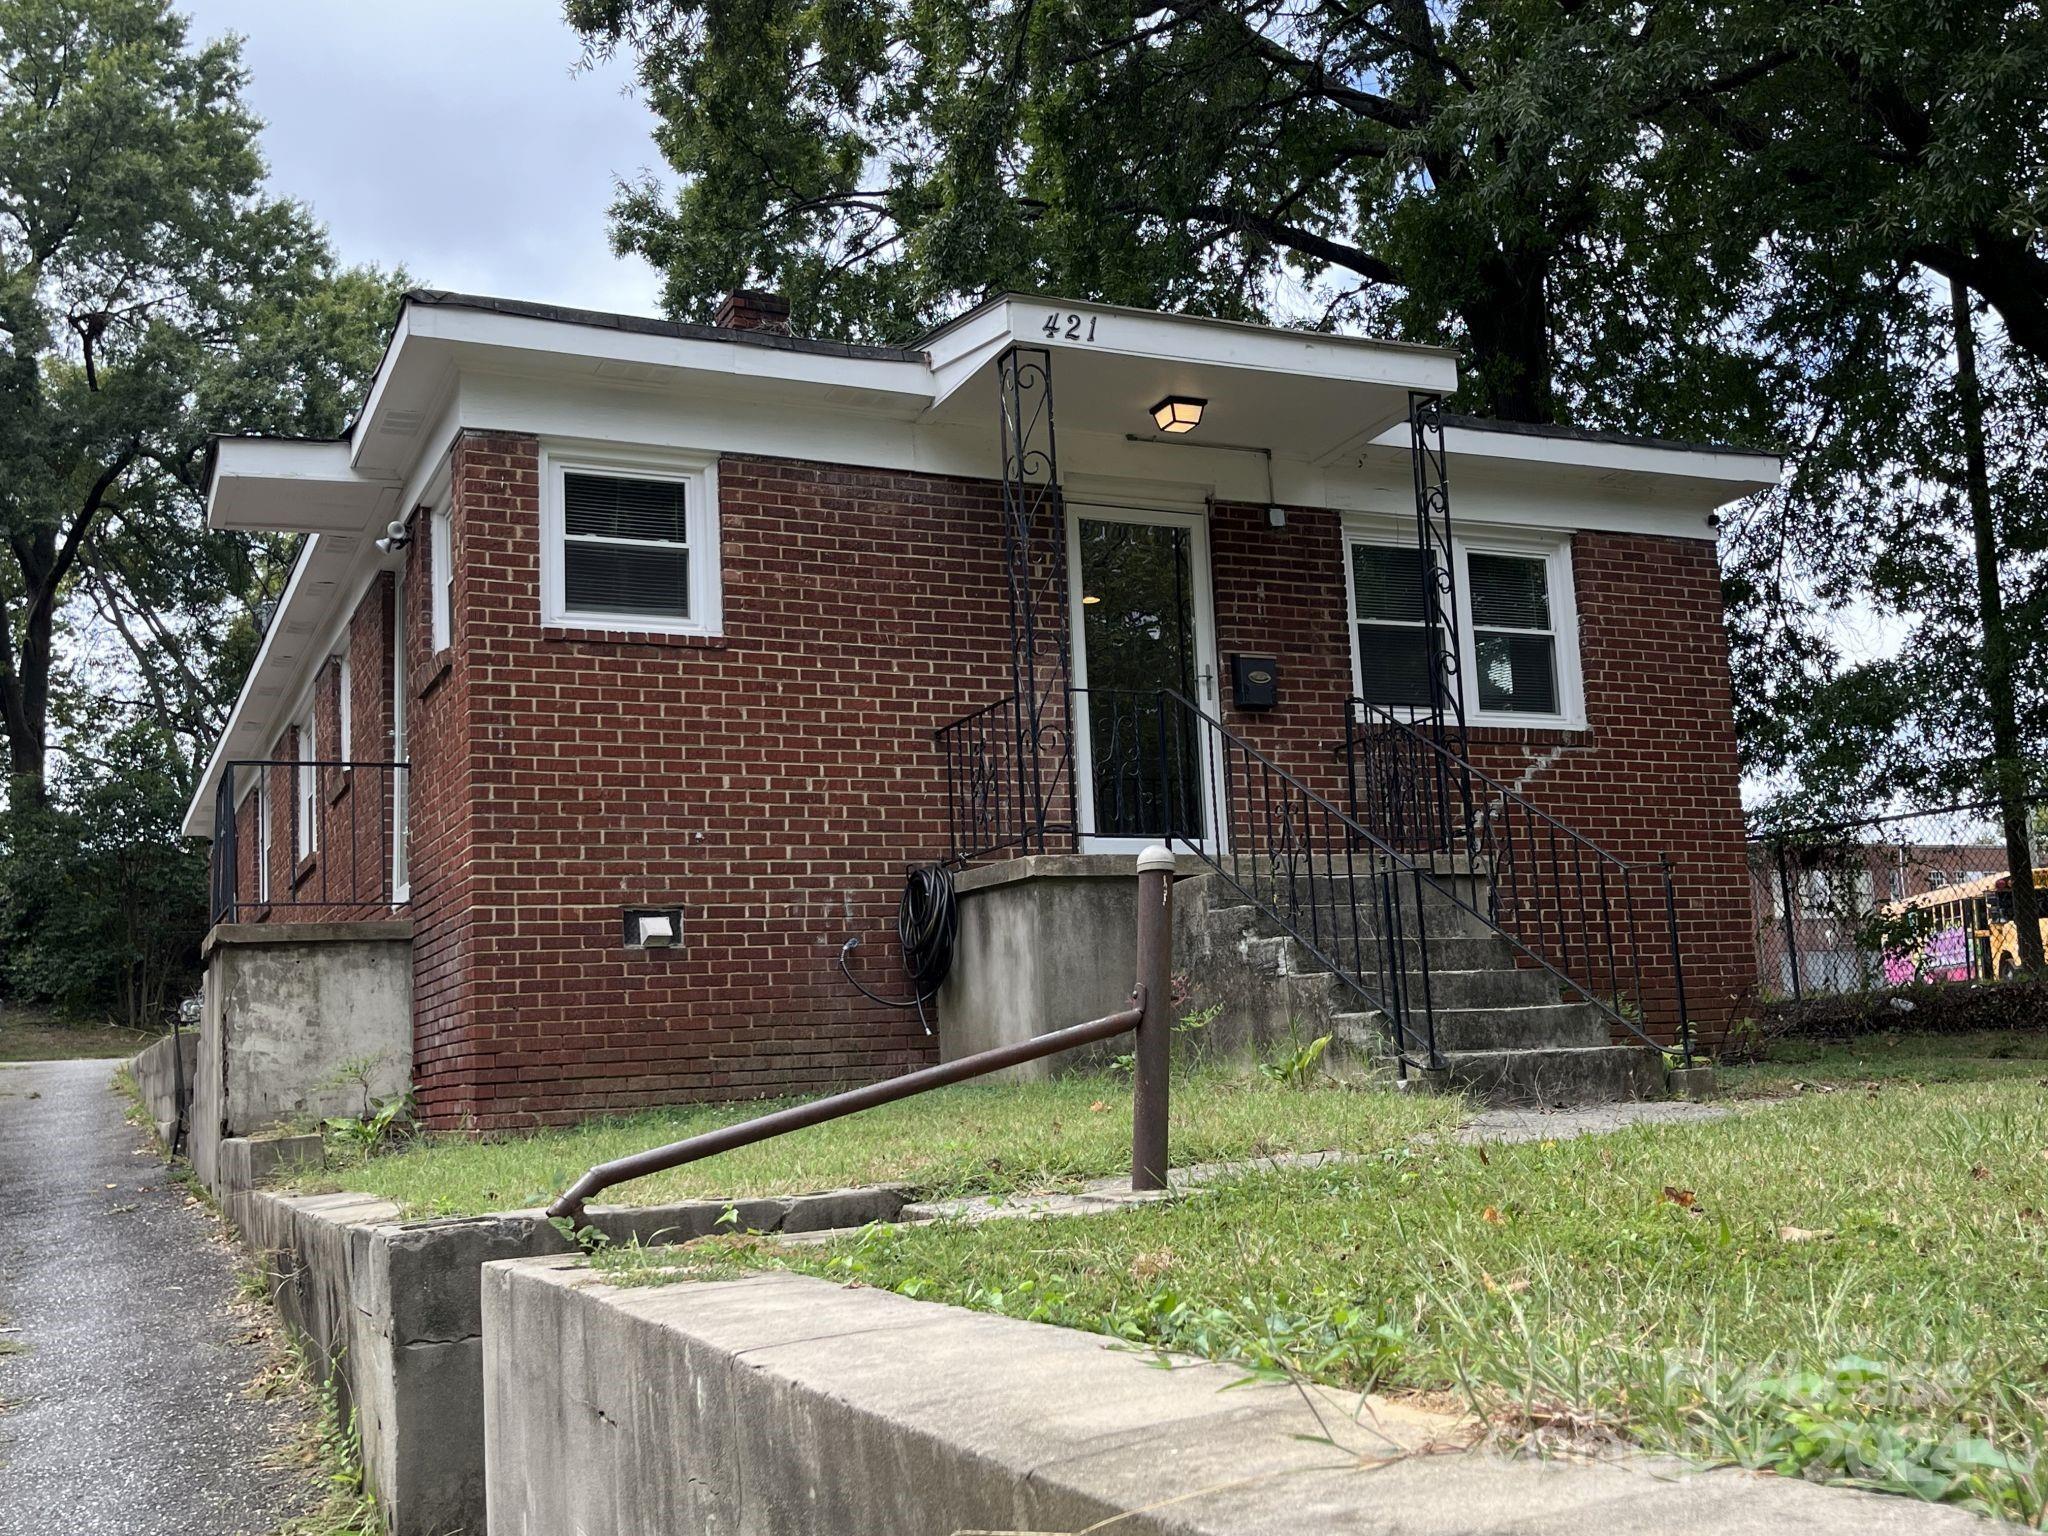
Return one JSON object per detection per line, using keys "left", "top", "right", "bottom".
{"left": 547, "top": 847, "right": 1178, "bottom": 1224}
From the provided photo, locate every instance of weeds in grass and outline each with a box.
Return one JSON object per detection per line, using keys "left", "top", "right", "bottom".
{"left": 271, "top": 1345, "right": 381, "bottom": 1536}
{"left": 590, "top": 1231, "right": 771, "bottom": 1288}
{"left": 1257, "top": 1027, "right": 1332, "bottom": 1089}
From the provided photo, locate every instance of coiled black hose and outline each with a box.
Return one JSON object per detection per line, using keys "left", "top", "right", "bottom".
{"left": 837, "top": 864, "right": 958, "bottom": 1034}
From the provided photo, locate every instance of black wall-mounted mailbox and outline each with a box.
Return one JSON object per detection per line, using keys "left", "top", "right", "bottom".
{"left": 1230, "top": 654, "right": 1279, "bottom": 711}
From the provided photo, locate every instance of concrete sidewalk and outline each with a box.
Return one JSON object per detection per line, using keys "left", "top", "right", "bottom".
{"left": 0, "top": 1058, "right": 313, "bottom": 1536}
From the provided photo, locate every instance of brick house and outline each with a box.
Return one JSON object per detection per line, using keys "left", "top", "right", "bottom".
{"left": 184, "top": 290, "right": 1778, "bottom": 1130}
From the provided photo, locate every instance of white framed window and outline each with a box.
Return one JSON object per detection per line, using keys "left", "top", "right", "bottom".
{"left": 255, "top": 772, "right": 272, "bottom": 903}
{"left": 295, "top": 704, "right": 319, "bottom": 857}
{"left": 1456, "top": 538, "right": 1581, "bottom": 726}
{"left": 1345, "top": 540, "right": 1440, "bottom": 709}
{"left": 429, "top": 506, "right": 452, "bottom": 652}
{"left": 539, "top": 447, "right": 721, "bottom": 636}
{"left": 1344, "top": 523, "right": 1584, "bottom": 730}
{"left": 336, "top": 654, "right": 353, "bottom": 760}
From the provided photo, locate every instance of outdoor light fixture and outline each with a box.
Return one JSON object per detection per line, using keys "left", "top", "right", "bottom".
{"left": 1082, "top": 593, "right": 1102, "bottom": 605}
{"left": 1149, "top": 395, "right": 1206, "bottom": 434}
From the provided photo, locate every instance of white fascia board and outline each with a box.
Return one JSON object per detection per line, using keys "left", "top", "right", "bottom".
{"left": 926, "top": 296, "right": 1459, "bottom": 410}
{"left": 207, "top": 437, "right": 394, "bottom": 534}
{"left": 1370, "top": 421, "right": 1782, "bottom": 495}
{"left": 400, "top": 303, "right": 935, "bottom": 403}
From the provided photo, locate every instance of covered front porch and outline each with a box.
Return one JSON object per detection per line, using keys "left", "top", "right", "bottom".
{"left": 915, "top": 300, "right": 1772, "bottom": 1079}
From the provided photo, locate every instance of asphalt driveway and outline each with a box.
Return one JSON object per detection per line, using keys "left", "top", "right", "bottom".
{"left": 0, "top": 1058, "right": 313, "bottom": 1535}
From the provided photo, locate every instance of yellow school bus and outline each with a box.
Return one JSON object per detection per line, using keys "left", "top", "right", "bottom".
{"left": 1986, "top": 869, "right": 2048, "bottom": 977}
{"left": 1879, "top": 873, "right": 1999, "bottom": 984}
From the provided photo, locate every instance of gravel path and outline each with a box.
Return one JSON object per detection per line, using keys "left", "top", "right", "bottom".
{"left": 0, "top": 1058, "right": 313, "bottom": 1536}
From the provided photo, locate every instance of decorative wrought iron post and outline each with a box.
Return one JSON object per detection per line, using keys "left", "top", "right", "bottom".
{"left": 996, "top": 345, "right": 1073, "bottom": 852}
{"left": 1408, "top": 392, "right": 1473, "bottom": 850}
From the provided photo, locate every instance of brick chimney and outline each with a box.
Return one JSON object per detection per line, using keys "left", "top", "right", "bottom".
{"left": 712, "top": 289, "right": 793, "bottom": 334}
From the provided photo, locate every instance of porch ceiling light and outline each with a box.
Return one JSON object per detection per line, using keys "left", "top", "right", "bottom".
{"left": 1150, "top": 395, "right": 1206, "bottom": 434}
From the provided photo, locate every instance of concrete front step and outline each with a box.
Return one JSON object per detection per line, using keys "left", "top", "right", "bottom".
{"left": 1236, "top": 929, "right": 1580, "bottom": 1014}
{"left": 1441, "top": 1044, "right": 1666, "bottom": 1107}
{"left": 1175, "top": 868, "right": 1670, "bottom": 1111}
{"left": 1332, "top": 1000, "right": 1613, "bottom": 1055}
{"left": 1241, "top": 881, "right": 1494, "bottom": 933}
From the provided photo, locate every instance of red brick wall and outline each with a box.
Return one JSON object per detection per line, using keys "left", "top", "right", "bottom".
{"left": 409, "top": 435, "right": 1013, "bottom": 1129}
{"left": 1466, "top": 532, "right": 1753, "bottom": 1038}
{"left": 226, "top": 575, "right": 402, "bottom": 922}
{"left": 337, "top": 434, "right": 1752, "bottom": 1127}
{"left": 1201, "top": 504, "right": 1752, "bottom": 1042}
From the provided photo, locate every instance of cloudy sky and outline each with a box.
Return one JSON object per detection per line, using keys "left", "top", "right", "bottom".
{"left": 178, "top": 0, "right": 667, "bottom": 315}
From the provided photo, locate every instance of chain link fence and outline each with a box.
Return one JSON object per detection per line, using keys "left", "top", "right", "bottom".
{"left": 1748, "top": 798, "right": 2041, "bottom": 1001}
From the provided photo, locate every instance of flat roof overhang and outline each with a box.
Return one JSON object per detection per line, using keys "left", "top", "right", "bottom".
{"left": 921, "top": 295, "right": 1459, "bottom": 464}
{"left": 1361, "top": 419, "right": 1781, "bottom": 513}
{"left": 346, "top": 300, "right": 940, "bottom": 486}
{"left": 206, "top": 437, "right": 402, "bottom": 535}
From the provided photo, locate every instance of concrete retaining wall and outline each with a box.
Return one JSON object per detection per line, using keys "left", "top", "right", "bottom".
{"left": 482, "top": 1261, "right": 1981, "bottom": 1536}
{"left": 192, "top": 921, "right": 412, "bottom": 1197}
{"left": 229, "top": 1182, "right": 910, "bottom": 1536}
{"left": 129, "top": 1030, "right": 195, "bottom": 1146}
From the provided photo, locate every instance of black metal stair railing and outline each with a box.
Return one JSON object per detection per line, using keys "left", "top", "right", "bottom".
{"left": 1342, "top": 698, "right": 1692, "bottom": 1059}
{"left": 1148, "top": 689, "right": 1448, "bottom": 1076}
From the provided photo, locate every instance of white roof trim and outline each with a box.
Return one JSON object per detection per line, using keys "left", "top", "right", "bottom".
{"left": 924, "top": 295, "right": 1458, "bottom": 412}
{"left": 1369, "top": 420, "right": 1781, "bottom": 490}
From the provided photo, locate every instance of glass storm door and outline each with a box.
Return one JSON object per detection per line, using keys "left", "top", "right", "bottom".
{"left": 1068, "top": 506, "right": 1219, "bottom": 852}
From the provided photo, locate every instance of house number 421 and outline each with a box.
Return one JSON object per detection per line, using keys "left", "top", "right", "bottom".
{"left": 1042, "top": 312, "right": 1099, "bottom": 341}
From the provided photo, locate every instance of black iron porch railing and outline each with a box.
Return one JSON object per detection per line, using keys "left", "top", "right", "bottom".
{"left": 938, "top": 686, "right": 1461, "bottom": 1073}
{"left": 935, "top": 690, "right": 1075, "bottom": 863}
{"left": 1342, "top": 698, "right": 1691, "bottom": 1057}
{"left": 935, "top": 687, "right": 1696, "bottom": 1066}
{"left": 209, "top": 759, "right": 411, "bottom": 926}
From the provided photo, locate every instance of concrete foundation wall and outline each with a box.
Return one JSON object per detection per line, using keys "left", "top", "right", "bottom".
{"left": 482, "top": 1261, "right": 1968, "bottom": 1536}
{"left": 129, "top": 1030, "right": 195, "bottom": 1145}
{"left": 939, "top": 859, "right": 1294, "bottom": 1072}
{"left": 191, "top": 921, "right": 411, "bottom": 1197}
{"left": 938, "top": 856, "right": 1158, "bottom": 1076}
{"left": 227, "top": 1182, "right": 910, "bottom": 1536}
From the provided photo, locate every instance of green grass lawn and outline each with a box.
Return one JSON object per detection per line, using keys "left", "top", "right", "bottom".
{"left": 285, "top": 1071, "right": 1463, "bottom": 1218}
{"left": 608, "top": 1033, "right": 2048, "bottom": 1521}
{"left": 0, "top": 1007, "right": 156, "bottom": 1063}
{"left": 1721, "top": 1026, "right": 2048, "bottom": 1093}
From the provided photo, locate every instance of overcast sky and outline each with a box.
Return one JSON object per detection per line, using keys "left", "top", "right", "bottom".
{"left": 178, "top": 0, "right": 667, "bottom": 316}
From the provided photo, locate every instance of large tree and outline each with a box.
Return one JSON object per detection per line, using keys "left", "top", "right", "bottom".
{"left": 568, "top": 0, "right": 1772, "bottom": 426}
{"left": 1655, "top": 1, "right": 2048, "bottom": 958}
{"left": 0, "top": 0, "right": 402, "bottom": 800}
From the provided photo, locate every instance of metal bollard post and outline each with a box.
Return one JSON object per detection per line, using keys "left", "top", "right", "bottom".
{"left": 1131, "top": 843, "right": 1176, "bottom": 1191}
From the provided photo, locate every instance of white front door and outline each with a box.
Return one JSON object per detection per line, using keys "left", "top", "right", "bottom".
{"left": 1067, "top": 503, "right": 1222, "bottom": 854}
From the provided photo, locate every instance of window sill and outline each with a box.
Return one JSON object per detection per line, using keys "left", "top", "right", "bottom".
{"left": 326, "top": 769, "right": 352, "bottom": 807}
{"left": 540, "top": 625, "right": 732, "bottom": 651}
{"left": 1466, "top": 719, "right": 1589, "bottom": 744}
{"left": 291, "top": 853, "right": 318, "bottom": 889}
{"left": 412, "top": 649, "right": 454, "bottom": 701}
